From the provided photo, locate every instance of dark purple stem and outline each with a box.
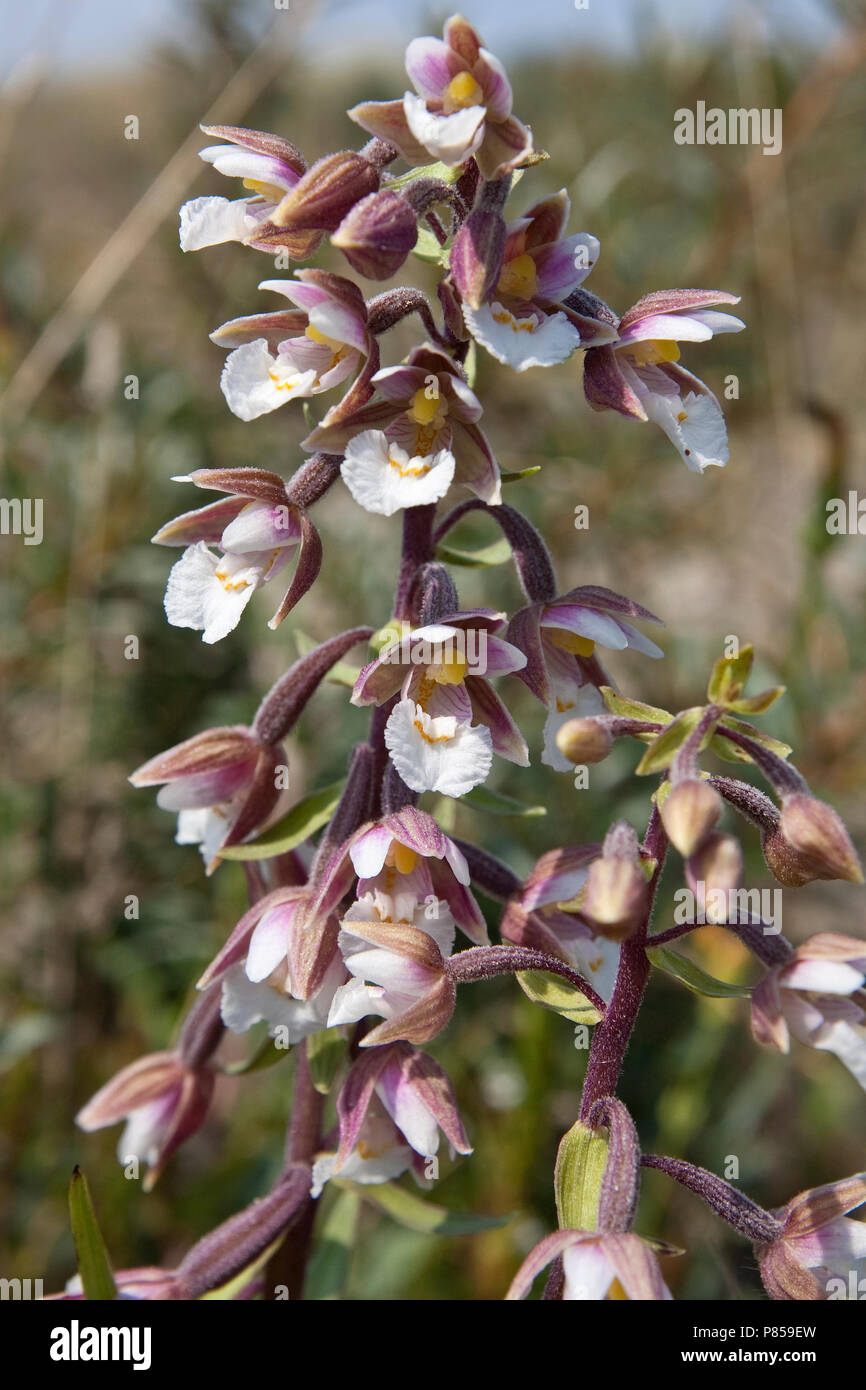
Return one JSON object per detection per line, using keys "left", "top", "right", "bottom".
{"left": 393, "top": 504, "right": 437, "bottom": 623}
{"left": 578, "top": 807, "right": 668, "bottom": 1119}
{"left": 266, "top": 1043, "right": 324, "bottom": 1301}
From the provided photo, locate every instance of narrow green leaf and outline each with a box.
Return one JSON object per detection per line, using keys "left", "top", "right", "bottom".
{"left": 305, "top": 1188, "right": 361, "bottom": 1300}
{"left": 500, "top": 465, "right": 541, "bottom": 484}
{"left": 338, "top": 1179, "right": 511, "bottom": 1235}
{"left": 728, "top": 686, "right": 786, "bottom": 716}
{"left": 385, "top": 161, "right": 462, "bottom": 190}
{"left": 68, "top": 1168, "right": 117, "bottom": 1301}
{"left": 600, "top": 686, "right": 671, "bottom": 726}
{"left": 464, "top": 339, "right": 478, "bottom": 390}
{"left": 218, "top": 781, "right": 345, "bottom": 861}
{"left": 435, "top": 538, "right": 512, "bottom": 568}
{"left": 712, "top": 717, "right": 792, "bottom": 764}
{"left": 200, "top": 1234, "right": 285, "bottom": 1300}
{"left": 306, "top": 1026, "right": 345, "bottom": 1095}
{"left": 517, "top": 970, "right": 602, "bottom": 1026}
{"left": 411, "top": 226, "right": 450, "bottom": 265}
{"left": 707, "top": 643, "right": 754, "bottom": 705}
{"left": 554, "top": 1120, "right": 609, "bottom": 1231}
{"left": 461, "top": 785, "right": 546, "bottom": 817}
{"left": 647, "top": 946, "right": 751, "bottom": 999}
{"left": 634, "top": 707, "right": 705, "bottom": 775}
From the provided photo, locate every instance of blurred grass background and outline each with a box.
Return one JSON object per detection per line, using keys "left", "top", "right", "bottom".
{"left": 1, "top": 0, "right": 865, "bottom": 1299}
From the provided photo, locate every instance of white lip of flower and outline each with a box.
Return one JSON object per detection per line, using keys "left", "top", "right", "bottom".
{"left": 384, "top": 697, "right": 493, "bottom": 796}
{"left": 311, "top": 1108, "right": 413, "bottom": 1198}
{"left": 778, "top": 961, "right": 866, "bottom": 1091}
{"left": 463, "top": 300, "right": 580, "bottom": 371}
{"left": 403, "top": 90, "right": 486, "bottom": 165}
{"left": 164, "top": 540, "right": 289, "bottom": 644}
{"left": 172, "top": 804, "right": 230, "bottom": 867}
{"left": 340, "top": 430, "right": 456, "bottom": 517}
{"left": 616, "top": 342, "right": 730, "bottom": 472}
{"left": 220, "top": 955, "right": 345, "bottom": 1042}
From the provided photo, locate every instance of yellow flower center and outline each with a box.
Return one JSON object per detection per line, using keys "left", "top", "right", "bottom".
{"left": 305, "top": 323, "right": 346, "bottom": 354}
{"left": 389, "top": 843, "right": 419, "bottom": 875}
{"left": 427, "top": 652, "right": 469, "bottom": 685}
{"left": 626, "top": 338, "right": 681, "bottom": 367}
{"left": 549, "top": 627, "right": 596, "bottom": 657}
{"left": 443, "top": 70, "right": 484, "bottom": 111}
{"left": 496, "top": 252, "right": 538, "bottom": 301}
{"left": 409, "top": 387, "right": 444, "bottom": 427}
{"left": 242, "top": 177, "right": 286, "bottom": 203}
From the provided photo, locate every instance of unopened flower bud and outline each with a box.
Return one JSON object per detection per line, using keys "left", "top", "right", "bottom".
{"left": 582, "top": 856, "right": 648, "bottom": 940}
{"left": 272, "top": 151, "right": 379, "bottom": 232}
{"left": 767, "top": 793, "right": 863, "bottom": 887}
{"left": 556, "top": 716, "right": 613, "bottom": 766}
{"left": 450, "top": 206, "right": 506, "bottom": 310}
{"left": 660, "top": 778, "right": 722, "bottom": 857}
{"left": 332, "top": 190, "right": 418, "bottom": 280}
{"left": 686, "top": 831, "right": 743, "bottom": 920}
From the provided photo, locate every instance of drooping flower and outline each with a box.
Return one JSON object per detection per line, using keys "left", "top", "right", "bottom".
{"left": 751, "top": 933, "right": 866, "bottom": 1091}
{"left": 756, "top": 1173, "right": 866, "bottom": 1300}
{"left": 211, "top": 270, "right": 373, "bottom": 422}
{"left": 327, "top": 889, "right": 457, "bottom": 1044}
{"left": 311, "top": 1042, "right": 472, "bottom": 1195}
{"left": 507, "top": 584, "right": 664, "bottom": 770}
{"left": 130, "top": 726, "right": 284, "bottom": 872}
{"left": 348, "top": 14, "right": 535, "bottom": 179}
{"left": 353, "top": 609, "right": 528, "bottom": 795}
{"left": 306, "top": 344, "right": 501, "bottom": 513}
{"left": 506, "top": 1229, "right": 672, "bottom": 1301}
{"left": 197, "top": 869, "right": 356, "bottom": 1040}
{"left": 178, "top": 124, "right": 321, "bottom": 259}
{"left": 153, "top": 468, "right": 322, "bottom": 643}
{"left": 76, "top": 1050, "right": 215, "bottom": 1191}
{"left": 582, "top": 289, "right": 745, "bottom": 472}
{"left": 460, "top": 192, "right": 599, "bottom": 370}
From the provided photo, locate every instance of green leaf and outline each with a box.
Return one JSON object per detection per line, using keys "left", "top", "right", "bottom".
{"left": 435, "top": 538, "right": 511, "bottom": 568}
{"left": 218, "top": 781, "right": 345, "bottom": 861}
{"left": 68, "top": 1168, "right": 117, "bottom": 1301}
{"left": 728, "top": 686, "right": 786, "bottom": 716}
{"left": 200, "top": 1234, "right": 285, "bottom": 1300}
{"left": 500, "top": 465, "right": 541, "bottom": 485}
{"left": 711, "top": 717, "right": 791, "bottom": 765}
{"left": 306, "top": 1026, "right": 345, "bottom": 1095}
{"left": 647, "top": 946, "right": 751, "bottom": 999}
{"left": 411, "top": 226, "right": 450, "bottom": 266}
{"left": 338, "top": 1179, "right": 511, "bottom": 1235}
{"left": 600, "top": 686, "right": 671, "bottom": 726}
{"left": 464, "top": 339, "right": 478, "bottom": 390}
{"left": 460, "top": 785, "right": 546, "bottom": 817}
{"left": 634, "top": 707, "right": 706, "bottom": 775}
{"left": 305, "top": 1188, "right": 361, "bottom": 1300}
{"left": 385, "top": 161, "right": 462, "bottom": 190}
{"left": 516, "top": 970, "right": 602, "bottom": 1026}
{"left": 554, "top": 1120, "right": 609, "bottom": 1231}
{"left": 707, "top": 644, "right": 754, "bottom": 705}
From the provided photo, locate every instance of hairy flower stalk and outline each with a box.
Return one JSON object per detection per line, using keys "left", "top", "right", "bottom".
{"left": 65, "top": 11, "right": 866, "bottom": 1308}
